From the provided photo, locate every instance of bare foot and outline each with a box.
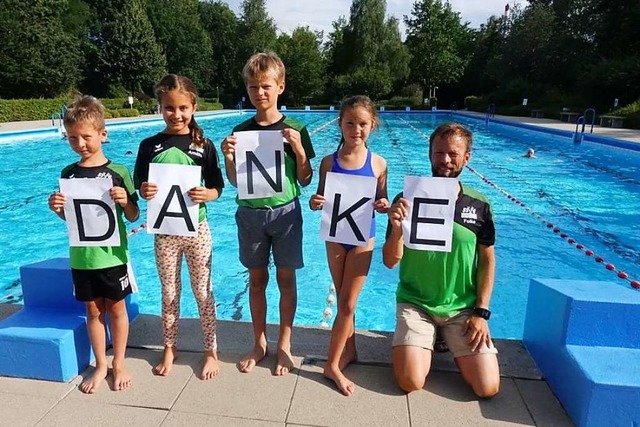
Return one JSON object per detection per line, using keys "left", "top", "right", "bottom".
{"left": 237, "top": 344, "right": 267, "bottom": 373}
{"left": 275, "top": 347, "right": 295, "bottom": 376}
{"left": 153, "top": 345, "right": 177, "bottom": 376}
{"left": 338, "top": 345, "right": 358, "bottom": 371}
{"left": 200, "top": 350, "right": 220, "bottom": 380}
{"left": 324, "top": 363, "right": 355, "bottom": 396}
{"left": 112, "top": 361, "right": 132, "bottom": 391}
{"left": 80, "top": 365, "right": 108, "bottom": 394}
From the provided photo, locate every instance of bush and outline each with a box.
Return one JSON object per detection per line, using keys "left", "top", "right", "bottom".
{"left": 198, "top": 101, "right": 223, "bottom": 111}
{"left": 385, "top": 96, "right": 423, "bottom": 107}
{"left": 464, "top": 95, "right": 486, "bottom": 112}
{"left": 0, "top": 98, "right": 70, "bottom": 122}
{"left": 104, "top": 108, "right": 140, "bottom": 119}
{"left": 610, "top": 99, "right": 640, "bottom": 129}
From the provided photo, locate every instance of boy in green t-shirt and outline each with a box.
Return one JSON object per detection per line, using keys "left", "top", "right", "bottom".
{"left": 221, "top": 52, "right": 315, "bottom": 375}
{"left": 48, "top": 96, "right": 139, "bottom": 394}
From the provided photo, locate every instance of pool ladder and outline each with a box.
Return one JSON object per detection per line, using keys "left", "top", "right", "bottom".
{"left": 573, "top": 107, "right": 596, "bottom": 143}
{"left": 485, "top": 104, "right": 495, "bottom": 125}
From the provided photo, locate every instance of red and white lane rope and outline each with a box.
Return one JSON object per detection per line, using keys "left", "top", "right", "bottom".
{"left": 466, "top": 165, "right": 639, "bottom": 290}
{"left": 397, "top": 115, "right": 639, "bottom": 290}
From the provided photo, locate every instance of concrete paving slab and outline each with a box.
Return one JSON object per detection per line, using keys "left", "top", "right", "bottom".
{"left": 0, "top": 392, "right": 59, "bottom": 427}
{"left": 36, "top": 399, "right": 168, "bottom": 427}
{"left": 65, "top": 348, "right": 195, "bottom": 410}
{"left": 162, "top": 411, "right": 284, "bottom": 427}
{"left": 515, "top": 379, "right": 573, "bottom": 426}
{"left": 408, "top": 372, "right": 535, "bottom": 426}
{"left": 0, "top": 375, "right": 78, "bottom": 398}
{"left": 172, "top": 353, "right": 300, "bottom": 423}
{"left": 288, "top": 362, "right": 409, "bottom": 427}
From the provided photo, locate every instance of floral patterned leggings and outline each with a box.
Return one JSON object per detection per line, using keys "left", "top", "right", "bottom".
{"left": 154, "top": 220, "right": 217, "bottom": 351}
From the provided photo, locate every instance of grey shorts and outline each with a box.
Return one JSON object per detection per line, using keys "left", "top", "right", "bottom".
{"left": 235, "top": 198, "right": 304, "bottom": 269}
{"left": 392, "top": 303, "right": 498, "bottom": 358}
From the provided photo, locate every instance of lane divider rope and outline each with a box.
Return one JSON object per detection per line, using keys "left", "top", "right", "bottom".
{"left": 398, "top": 116, "right": 640, "bottom": 290}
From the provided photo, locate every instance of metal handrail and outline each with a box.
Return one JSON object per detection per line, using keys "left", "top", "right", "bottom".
{"left": 485, "top": 103, "right": 495, "bottom": 124}
{"left": 573, "top": 116, "right": 586, "bottom": 143}
{"left": 583, "top": 108, "right": 596, "bottom": 133}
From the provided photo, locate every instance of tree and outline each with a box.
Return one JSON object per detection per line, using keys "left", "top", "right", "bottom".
{"left": 237, "top": 0, "right": 277, "bottom": 61}
{"left": 147, "top": 0, "right": 213, "bottom": 92}
{"left": 92, "top": 0, "right": 166, "bottom": 96}
{"left": 276, "top": 27, "right": 326, "bottom": 105}
{"left": 199, "top": 1, "right": 239, "bottom": 102}
{"left": 325, "top": 0, "right": 410, "bottom": 100}
{"left": 0, "top": 0, "right": 81, "bottom": 98}
{"left": 404, "top": 0, "right": 471, "bottom": 90}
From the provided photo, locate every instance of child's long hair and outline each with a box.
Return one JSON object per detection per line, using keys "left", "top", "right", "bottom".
{"left": 64, "top": 95, "right": 106, "bottom": 130}
{"left": 337, "top": 95, "right": 379, "bottom": 150}
{"left": 155, "top": 74, "right": 206, "bottom": 147}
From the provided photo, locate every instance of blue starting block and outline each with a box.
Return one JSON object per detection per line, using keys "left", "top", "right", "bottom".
{"left": 523, "top": 279, "right": 640, "bottom": 427}
{"left": 0, "top": 258, "right": 139, "bottom": 382}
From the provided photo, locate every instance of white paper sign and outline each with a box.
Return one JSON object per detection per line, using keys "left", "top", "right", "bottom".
{"left": 147, "top": 163, "right": 200, "bottom": 237}
{"left": 60, "top": 178, "right": 120, "bottom": 247}
{"left": 234, "top": 130, "right": 286, "bottom": 200}
{"left": 320, "top": 172, "right": 377, "bottom": 246}
{"left": 402, "top": 176, "right": 458, "bottom": 252}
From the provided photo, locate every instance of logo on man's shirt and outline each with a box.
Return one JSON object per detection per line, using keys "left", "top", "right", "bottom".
{"left": 461, "top": 206, "right": 477, "bottom": 224}
{"left": 154, "top": 144, "right": 163, "bottom": 153}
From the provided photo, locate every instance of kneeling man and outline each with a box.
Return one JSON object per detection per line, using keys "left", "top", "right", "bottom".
{"left": 383, "top": 123, "right": 500, "bottom": 398}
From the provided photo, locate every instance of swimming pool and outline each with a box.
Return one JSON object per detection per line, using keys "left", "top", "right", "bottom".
{"left": 1, "top": 111, "right": 639, "bottom": 339}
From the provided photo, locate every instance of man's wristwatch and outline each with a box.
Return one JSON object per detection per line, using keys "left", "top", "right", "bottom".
{"left": 472, "top": 307, "right": 491, "bottom": 320}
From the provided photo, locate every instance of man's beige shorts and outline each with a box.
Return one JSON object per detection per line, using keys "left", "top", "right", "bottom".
{"left": 392, "top": 303, "right": 499, "bottom": 358}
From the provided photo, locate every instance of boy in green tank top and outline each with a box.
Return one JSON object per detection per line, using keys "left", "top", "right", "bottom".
{"left": 48, "top": 96, "right": 139, "bottom": 394}
{"left": 383, "top": 123, "right": 500, "bottom": 398}
{"left": 221, "top": 52, "right": 315, "bottom": 376}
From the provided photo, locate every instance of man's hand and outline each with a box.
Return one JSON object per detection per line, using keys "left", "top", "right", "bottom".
{"left": 387, "top": 197, "right": 408, "bottom": 229}
{"left": 462, "top": 315, "right": 492, "bottom": 352}
{"left": 221, "top": 135, "right": 237, "bottom": 162}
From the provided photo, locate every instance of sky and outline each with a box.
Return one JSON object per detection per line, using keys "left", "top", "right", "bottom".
{"left": 221, "top": 0, "right": 517, "bottom": 37}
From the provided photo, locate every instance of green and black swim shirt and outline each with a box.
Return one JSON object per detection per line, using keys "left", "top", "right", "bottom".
{"left": 232, "top": 115, "right": 315, "bottom": 208}
{"left": 60, "top": 161, "right": 138, "bottom": 270}
{"left": 133, "top": 133, "right": 225, "bottom": 222}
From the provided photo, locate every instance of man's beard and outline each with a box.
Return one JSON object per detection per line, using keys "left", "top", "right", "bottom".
{"left": 431, "top": 166, "right": 462, "bottom": 178}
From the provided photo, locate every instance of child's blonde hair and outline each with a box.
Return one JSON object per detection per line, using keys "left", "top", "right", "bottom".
{"left": 154, "top": 74, "right": 206, "bottom": 147}
{"left": 63, "top": 96, "right": 106, "bottom": 130}
{"left": 337, "top": 95, "right": 379, "bottom": 149}
{"left": 242, "top": 52, "right": 286, "bottom": 84}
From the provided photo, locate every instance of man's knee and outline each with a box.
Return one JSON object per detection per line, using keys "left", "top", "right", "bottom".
{"left": 472, "top": 378, "right": 500, "bottom": 399}
{"left": 395, "top": 372, "right": 426, "bottom": 393}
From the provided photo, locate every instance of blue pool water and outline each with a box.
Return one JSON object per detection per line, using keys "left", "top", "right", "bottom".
{"left": 1, "top": 112, "right": 639, "bottom": 339}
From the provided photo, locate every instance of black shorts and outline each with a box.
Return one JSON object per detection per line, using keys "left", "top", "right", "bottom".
{"left": 71, "top": 264, "right": 133, "bottom": 302}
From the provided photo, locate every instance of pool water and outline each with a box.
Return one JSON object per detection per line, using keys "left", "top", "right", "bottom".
{"left": 1, "top": 112, "right": 639, "bottom": 339}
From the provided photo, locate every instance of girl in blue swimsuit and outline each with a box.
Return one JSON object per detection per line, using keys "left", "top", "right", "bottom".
{"left": 309, "top": 95, "right": 389, "bottom": 396}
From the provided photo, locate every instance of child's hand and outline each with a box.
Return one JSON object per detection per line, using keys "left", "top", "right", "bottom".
{"left": 188, "top": 186, "right": 209, "bottom": 203}
{"left": 373, "top": 197, "right": 390, "bottom": 214}
{"left": 140, "top": 182, "right": 157, "bottom": 200}
{"left": 387, "top": 198, "right": 408, "bottom": 229}
{"left": 282, "top": 129, "right": 304, "bottom": 156}
{"left": 110, "top": 186, "right": 129, "bottom": 207}
{"left": 48, "top": 192, "right": 66, "bottom": 213}
{"left": 309, "top": 194, "right": 325, "bottom": 210}
{"left": 221, "top": 135, "right": 237, "bottom": 162}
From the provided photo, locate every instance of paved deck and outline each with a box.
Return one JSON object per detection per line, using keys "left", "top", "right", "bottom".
{"left": 0, "top": 304, "right": 572, "bottom": 427}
